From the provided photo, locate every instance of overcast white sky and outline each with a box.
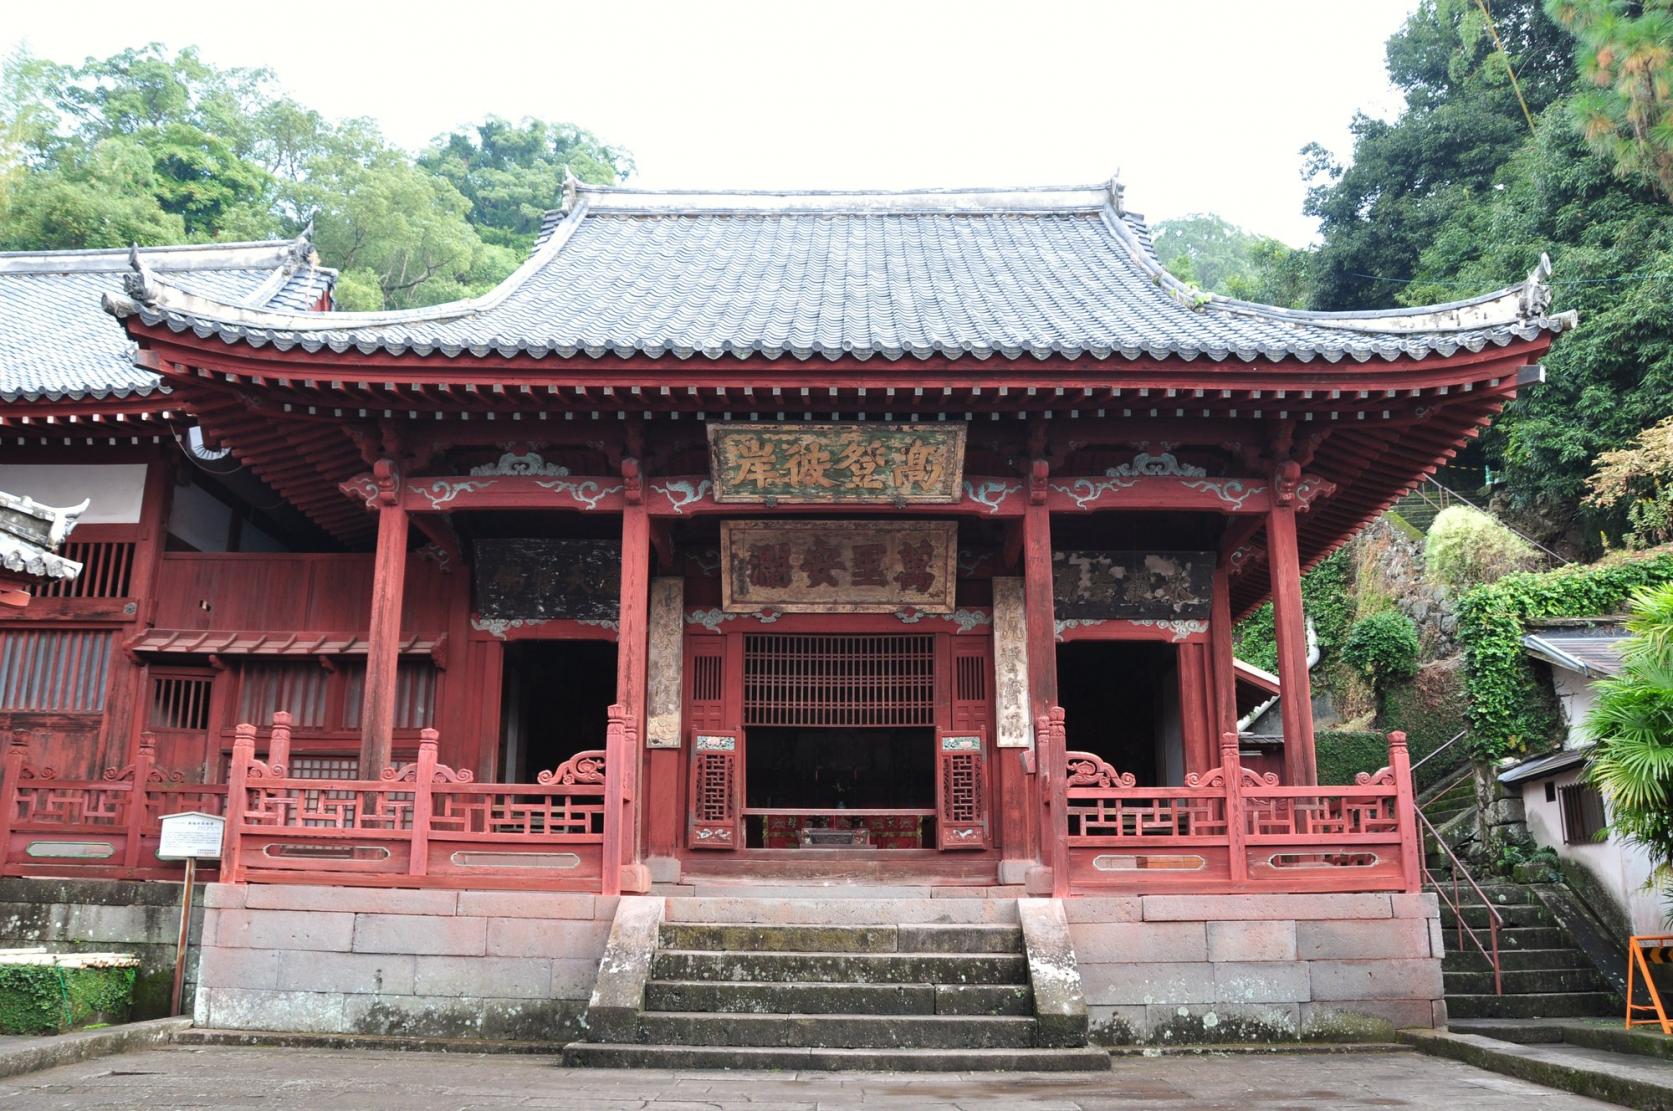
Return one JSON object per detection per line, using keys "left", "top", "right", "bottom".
{"left": 5, "top": 0, "right": 1421, "bottom": 246}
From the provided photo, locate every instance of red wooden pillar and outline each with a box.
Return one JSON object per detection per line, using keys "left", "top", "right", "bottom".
{"left": 360, "top": 459, "right": 407, "bottom": 776}
{"left": 613, "top": 462, "right": 650, "bottom": 892}
{"left": 1267, "top": 464, "right": 1316, "bottom": 786}
{"left": 1022, "top": 459, "right": 1058, "bottom": 872}
{"left": 1209, "top": 563, "right": 1239, "bottom": 743}
{"left": 1177, "top": 644, "right": 1213, "bottom": 780}
{"left": 109, "top": 454, "right": 174, "bottom": 778}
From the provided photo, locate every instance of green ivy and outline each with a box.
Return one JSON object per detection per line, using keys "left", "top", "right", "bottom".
{"left": 1234, "top": 550, "right": 1354, "bottom": 673}
{"left": 1316, "top": 730, "right": 1393, "bottom": 785}
{"left": 1342, "top": 610, "right": 1421, "bottom": 690}
{"left": 0, "top": 964, "right": 136, "bottom": 1035}
{"left": 1457, "top": 551, "right": 1673, "bottom": 760}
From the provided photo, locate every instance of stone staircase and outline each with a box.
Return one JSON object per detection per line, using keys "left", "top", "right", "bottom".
{"left": 563, "top": 900, "right": 1109, "bottom": 1070}
{"left": 1432, "top": 882, "right": 1618, "bottom": 1019}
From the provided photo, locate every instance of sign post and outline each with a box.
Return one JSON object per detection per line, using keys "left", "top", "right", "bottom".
{"left": 156, "top": 811, "right": 225, "bottom": 1017}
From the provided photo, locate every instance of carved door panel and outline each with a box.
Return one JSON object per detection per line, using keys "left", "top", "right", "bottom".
{"left": 688, "top": 730, "right": 743, "bottom": 850}
{"left": 936, "top": 730, "right": 988, "bottom": 849}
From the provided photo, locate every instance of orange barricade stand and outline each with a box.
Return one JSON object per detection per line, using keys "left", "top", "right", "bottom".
{"left": 1626, "top": 935, "right": 1673, "bottom": 1035}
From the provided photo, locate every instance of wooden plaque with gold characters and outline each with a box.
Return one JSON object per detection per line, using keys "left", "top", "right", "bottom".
{"left": 721, "top": 520, "right": 958, "bottom": 613}
{"left": 707, "top": 423, "right": 966, "bottom": 504}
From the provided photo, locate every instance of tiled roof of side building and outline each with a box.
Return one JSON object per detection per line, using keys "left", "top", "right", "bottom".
{"left": 106, "top": 180, "right": 1573, "bottom": 365}
{"left": 0, "top": 234, "right": 335, "bottom": 402}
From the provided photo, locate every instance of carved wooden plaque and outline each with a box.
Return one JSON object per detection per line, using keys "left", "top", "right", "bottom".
{"left": 721, "top": 520, "right": 957, "bottom": 613}
{"left": 473, "top": 539, "right": 621, "bottom": 622}
{"left": 707, "top": 423, "right": 966, "bottom": 504}
{"left": 1051, "top": 551, "right": 1215, "bottom": 621}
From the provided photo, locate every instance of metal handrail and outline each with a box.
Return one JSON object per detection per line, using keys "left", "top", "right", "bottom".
{"left": 1411, "top": 728, "right": 1468, "bottom": 774}
{"left": 1415, "top": 803, "right": 1503, "bottom": 994}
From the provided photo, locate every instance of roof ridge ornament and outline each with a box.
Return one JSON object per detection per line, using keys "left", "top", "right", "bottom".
{"left": 1106, "top": 171, "right": 1125, "bottom": 216}
{"left": 1519, "top": 252, "right": 1553, "bottom": 319}
{"left": 562, "top": 167, "right": 581, "bottom": 214}
{"left": 122, "top": 244, "right": 159, "bottom": 304}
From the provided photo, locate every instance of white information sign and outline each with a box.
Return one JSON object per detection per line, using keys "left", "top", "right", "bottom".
{"left": 156, "top": 811, "right": 225, "bottom": 861}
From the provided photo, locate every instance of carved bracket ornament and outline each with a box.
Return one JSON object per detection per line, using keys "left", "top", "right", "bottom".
{"left": 469, "top": 449, "right": 571, "bottom": 476}
{"left": 651, "top": 479, "right": 713, "bottom": 515}
{"left": 539, "top": 749, "right": 606, "bottom": 785}
{"left": 536, "top": 477, "right": 623, "bottom": 510}
{"left": 963, "top": 479, "right": 1022, "bottom": 515}
{"left": 1065, "top": 751, "right": 1137, "bottom": 788}
{"left": 411, "top": 477, "right": 493, "bottom": 511}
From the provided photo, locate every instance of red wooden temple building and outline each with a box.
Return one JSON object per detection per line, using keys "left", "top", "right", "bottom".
{"left": 0, "top": 181, "right": 1570, "bottom": 1053}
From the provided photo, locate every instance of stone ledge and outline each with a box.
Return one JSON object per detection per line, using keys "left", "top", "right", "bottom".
{"left": 0, "top": 1017, "right": 192, "bottom": 1080}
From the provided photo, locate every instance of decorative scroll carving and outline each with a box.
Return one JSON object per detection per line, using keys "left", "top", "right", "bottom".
{"left": 535, "top": 477, "right": 622, "bottom": 510}
{"left": 385, "top": 761, "right": 474, "bottom": 784}
{"left": 1054, "top": 618, "right": 1107, "bottom": 640}
{"left": 893, "top": 607, "right": 991, "bottom": 632}
{"left": 963, "top": 479, "right": 1022, "bottom": 514}
{"left": 1354, "top": 767, "right": 1397, "bottom": 786}
{"left": 339, "top": 473, "right": 379, "bottom": 509}
{"left": 539, "top": 749, "right": 606, "bottom": 785}
{"left": 685, "top": 607, "right": 780, "bottom": 632}
{"left": 1050, "top": 475, "right": 1135, "bottom": 510}
{"left": 1294, "top": 475, "right": 1337, "bottom": 511}
{"left": 650, "top": 479, "right": 713, "bottom": 514}
{"left": 1065, "top": 751, "right": 1137, "bottom": 788}
{"left": 1180, "top": 478, "right": 1263, "bottom": 511}
{"left": 1186, "top": 765, "right": 1281, "bottom": 790}
{"left": 1129, "top": 618, "right": 1211, "bottom": 642}
{"left": 469, "top": 450, "right": 570, "bottom": 476}
{"left": 411, "top": 477, "right": 492, "bottom": 511}
{"left": 1105, "top": 450, "right": 1207, "bottom": 477}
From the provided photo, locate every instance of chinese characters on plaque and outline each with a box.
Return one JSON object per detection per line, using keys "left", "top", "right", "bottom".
{"left": 721, "top": 521, "right": 958, "bottom": 613}
{"left": 708, "top": 424, "right": 966, "bottom": 504}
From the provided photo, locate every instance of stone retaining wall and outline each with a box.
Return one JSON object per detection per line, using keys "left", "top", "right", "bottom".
{"left": 193, "top": 884, "right": 616, "bottom": 1040}
{"left": 0, "top": 877, "right": 203, "bottom": 1019}
{"left": 1070, "top": 892, "right": 1445, "bottom": 1043}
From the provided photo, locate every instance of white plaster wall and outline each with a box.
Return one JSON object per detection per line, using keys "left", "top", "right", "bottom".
{"left": 0, "top": 463, "right": 146, "bottom": 522}
{"left": 1522, "top": 766, "right": 1664, "bottom": 934}
{"left": 1552, "top": 669, "right": 1598, "bottom": 748}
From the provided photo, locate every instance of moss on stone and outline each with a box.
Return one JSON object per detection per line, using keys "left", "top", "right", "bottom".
{"left": 0, "top": 964, "right": 136, "bottom": 1035}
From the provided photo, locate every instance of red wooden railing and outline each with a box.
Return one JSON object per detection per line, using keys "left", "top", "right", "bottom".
{"left": 219, "top": 711, "right": 613, "bottom": 891}
{"left": 1050, "top": 717, "right": 1423, "bottom": 896}
{"left": 0, "top": 731, "right": 227, "bottom": 881}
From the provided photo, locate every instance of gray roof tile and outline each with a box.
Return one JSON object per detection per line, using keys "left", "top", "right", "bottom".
{"left": 0, "top": 237, "right": 334, "bottom": 401}
{"left": 105, "top": 184, "right": 1570, "bottom": 366}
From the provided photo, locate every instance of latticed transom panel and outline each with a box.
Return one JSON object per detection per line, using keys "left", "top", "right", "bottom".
{"left": 0, "top": 629, "right": 113, "bottom": 711}
{"left": 148, "top": 675, "right": 213, "bottom": 732}
{"left": 743, "top": 634, "right": 934, "bottom": 727}
{"left": 939, "top": 751, "right": 983, "bottom": 823}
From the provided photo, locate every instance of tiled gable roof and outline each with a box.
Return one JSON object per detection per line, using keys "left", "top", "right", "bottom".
{"left": 105, "top": 183, "right": 1572, "bottom": 365}
{"left": 0, "top": 236, "right": 335, "bottom": 402}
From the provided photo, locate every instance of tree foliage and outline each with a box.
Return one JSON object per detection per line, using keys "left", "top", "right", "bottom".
{"left": 1583, "top": 581, "right": 1673, "bottom": 899}
{"left": 1151, "top": 214, "right": 1311, "bottom": 307}
{"left": 0, "top": 44, "right": 632, "bottom": 310}
{"left": 1548, "top": 0, "right": 1673, "bottom": 202}
{"left": 1425, "top": 505, "right": 1542, "bottom": 587}
{"left": 1585, "top": 412, "right": 1673, "bottom": 546}
{"left": 1342, "top": 610, "right": 1423, "bottom": 690}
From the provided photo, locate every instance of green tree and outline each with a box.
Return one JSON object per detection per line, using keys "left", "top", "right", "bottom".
{"left": 420, "top": 117, "right": 634, "bottom": 250}
{"left": 1303, "top": 0, "right": 1573, "bottom": 311}
{"left": 1583, "top": 582, "right": 1673, "bottom": 906}
{"left": 1547, "top": 0, "right": 1673, "bottom": 202}
{"left": 1152, "top": 213, "right": 1311, "bottom": 307}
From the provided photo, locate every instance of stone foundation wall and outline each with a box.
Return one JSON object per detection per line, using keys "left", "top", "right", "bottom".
{"left": 0, "top": 877, "right": 204, "bottom": 1019}
{"left": 1069, "top": 892, "right": 1445, "bottom": 1044}
{"left": 193, "top": 884, "right": 616, "bottom": 1040}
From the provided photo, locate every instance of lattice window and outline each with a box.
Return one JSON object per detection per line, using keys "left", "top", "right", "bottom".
{"left": 288, "top": 756, "right": 360, "bottom": 779}
{"left": 690, "top": 654, "right": 723, "bottom": 702}
{"left": 237, "top": 661, "right": 328, "bottom": 729}
{"left": 693, "top": 750, "right": 735, "bottom": 823}
{"left": 33, "top": 540, "right": 134, "bottom": 599}
{"left": 743, "top": 634, "right": 934, "bottom": 727}
{"left": 940, "top": 751, "right": 983, "bottom": 823}
{"left": 148, "top": 674, "right": 213, "bottom": 731}
{"left": 1559, "top": 783, "right": 1607, "bottom": 844}
{"left": 343, "top": 662, "right": 436, "bottom": 730}
{"left": 0, "top": 629, "right": 113, "bottom": 711}
{"left": 955, "top": 653, "right": 986, "bottom": 705}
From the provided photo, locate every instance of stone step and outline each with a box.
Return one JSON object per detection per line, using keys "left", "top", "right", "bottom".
{"left": 643, "top": 979, "right": 1032, "bottom": 1016}
{"left": 1446, "top": 992, "right": 1619, "bottom": 1020}
{"left": 651, "top": 949, "right": 1029, "bottom": 985}
{"left": 1402, "top": 1028, "right": 1673, "bottom": 1110}
{"left": 635, "top": 1011, "right": 1040, "bottom": 1049}
{"left": 1437, "top": 903, "right": 1551, "bottom": 929}
{"left": 561, "top": 1041, "right": 1113, "bottom": 1071}
{"left": 1487, "top": 927, "right": 1571, "bottom": 951}
{"left": 661, "top": 896, "right": 1020, "bottom": 926}
{"left": 1443, "top": 947, "right": 1592, "bottom": 973}
{"left": 1424, "top": 883, "right": 1542, "bottom": 906}
{"left": 1443, "top": 967, "right": 1610, "bottom": 996}
{"left": 1449, "top": 1018, "right": 1673, "bottom": 1062}
{"left": 657, "top": 922, "right": 1022, "bottom": 955}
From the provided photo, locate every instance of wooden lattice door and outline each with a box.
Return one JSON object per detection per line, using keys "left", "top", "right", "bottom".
{"left": 688, "top": 731, "right": 742, "bottom": 849}
{"left": 936, "top": 637, "right": 991, "bottom": 849}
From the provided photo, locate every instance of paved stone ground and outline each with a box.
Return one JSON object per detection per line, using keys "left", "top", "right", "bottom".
{"left": 0, "top": 1044, "right": 1624, "bottom": 1109}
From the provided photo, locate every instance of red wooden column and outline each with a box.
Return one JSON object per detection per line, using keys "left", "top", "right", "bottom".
{"left": 612, "top": 458, "right": 650, "bottom": 893}
{"left": 1267, "top": 463, "right": 1317, "bottom": 786}
{"left": 1022, "top": 456, "right": 1058, "bottom": 873}
{"left": 1209, "top": 563, "right": 1239, "bottom": 744}
{"left": 1176, "top": 644, "right": 1213, "bottom": 779}
{"left": 360, "top": 459, "right": 407, "bottom": 776}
